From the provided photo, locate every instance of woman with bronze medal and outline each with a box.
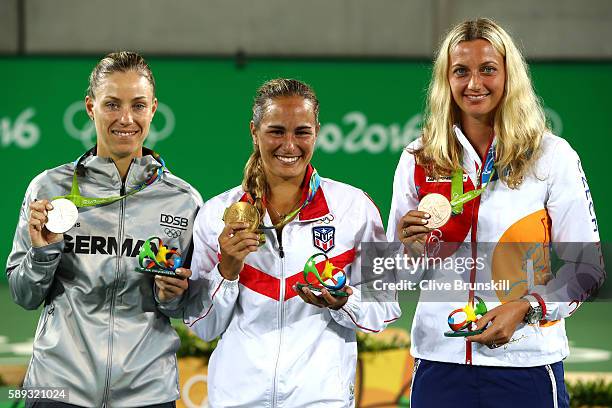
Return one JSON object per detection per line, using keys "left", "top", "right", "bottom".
{"left": 185, "top": 78, "right": 400, "bottom": 407}
{"left": 6, "top": 52, "right": 202, "bottom": 407}
{"left": 387, "top": 19, "right": 602, "bottom": 408}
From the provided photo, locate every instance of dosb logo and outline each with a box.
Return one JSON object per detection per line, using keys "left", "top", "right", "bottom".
{"left": 160, "top": 213, "right": 188, "bottom": 239}
{"left": 161, "top": 214, "right": 188, "bottom": 228}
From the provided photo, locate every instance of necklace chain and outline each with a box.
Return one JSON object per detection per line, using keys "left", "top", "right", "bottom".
{"left": 267, "top": 196, "right": 302, "bottom": 219}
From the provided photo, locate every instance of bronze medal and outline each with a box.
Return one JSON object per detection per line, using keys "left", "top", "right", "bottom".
{"left": 417, "top": 193, "right": 452, "bottom": 229}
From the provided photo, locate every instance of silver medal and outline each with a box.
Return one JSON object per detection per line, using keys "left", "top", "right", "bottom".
{"left": 46, "top": 198, "right": 79, "bottom": 233}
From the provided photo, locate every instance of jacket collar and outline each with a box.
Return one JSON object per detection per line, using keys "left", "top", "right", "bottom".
{"left": 76, "top": 146, "right": 164, "bottom": 190}
{"left": 239, "top": 164, "right": 330, "bottom": 222}
{"left": 452, "top": 125, "right": 496, "bottom": 168}
{"left": 453, "top": 125, "right": 482, "bottom": 167}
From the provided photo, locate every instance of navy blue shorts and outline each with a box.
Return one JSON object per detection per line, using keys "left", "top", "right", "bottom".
{"left": 410, "top": 359, "right": 569, "bottom": 408}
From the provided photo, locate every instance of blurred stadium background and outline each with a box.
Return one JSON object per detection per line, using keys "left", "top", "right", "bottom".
{"left": 1, "top": 0, "right": 611, "bottom": 406}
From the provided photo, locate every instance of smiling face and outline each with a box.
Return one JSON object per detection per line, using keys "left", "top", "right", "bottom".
{"left": 448, "top": 38, "right": 506, "bottom": 125}
{"left": 85, "top": 70, "right": 158, "bottom": 161}
{"left": 251, "top": 95, "right": 318, "bottom": 185}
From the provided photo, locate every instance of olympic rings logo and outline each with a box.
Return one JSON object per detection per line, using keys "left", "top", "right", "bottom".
{"left": 163, "top": 227, "right": 182, "bottom": 239}
{"left": 63, "top": 100, "right": 175, "bottom": 149}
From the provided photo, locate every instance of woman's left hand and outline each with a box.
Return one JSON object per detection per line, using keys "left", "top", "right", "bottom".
{"left": 467, "top": 300, "right": 530, "bottom": 348}
{"left": 155, "top": 268, "right": 192, "bottom": 302}
{"left": 294, "top": 285, "right": 353, "bottom": 310}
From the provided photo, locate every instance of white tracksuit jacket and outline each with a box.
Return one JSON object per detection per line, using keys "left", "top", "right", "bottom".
{"left": 387, "top": 127, "right": 604, "bottom": 367}
{"left": 185, "top": 166, "right": 401, "bottom": 407}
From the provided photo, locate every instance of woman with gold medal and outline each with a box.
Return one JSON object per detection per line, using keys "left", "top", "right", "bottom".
{"left": 387, "top": 18, "right": 603, "bottom": 408}
{"left": 185, "top": 78, "right": 400, "bottom": 407}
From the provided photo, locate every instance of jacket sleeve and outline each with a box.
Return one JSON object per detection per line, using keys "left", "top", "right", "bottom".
{"left": 328, "top": 191, "right": 402, "bottom": 333}
{"left": 387, "top": 148, "right": 420, "bottom": 243}
{"left": 530, "top": 139, "right": 605, "bottom": 321}
{"left": 6, "top": 180, "right": 64, "bottom": 310}
{"left": 154, "top": 187, "right": 204, "bottom": 318}
{"left": 385, "top": 147, "right": 429, "bottom": 282}
{"left": 182, "top": 200, "right": 240, "bottom": 341}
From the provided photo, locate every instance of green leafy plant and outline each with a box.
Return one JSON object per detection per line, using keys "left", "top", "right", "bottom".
{"left": 356, "top": 332, "right": 410, "bottom": 353}
{"left": 174, "top": 323, "right": 218, "bottom": 361}
{"left": 567, "top": 379, "right": 612, "bottom": 408}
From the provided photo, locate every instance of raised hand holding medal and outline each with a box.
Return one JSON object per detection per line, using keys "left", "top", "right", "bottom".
{"left": 417, "top": 141, "right": 497, "bottom": 230}
{"left": 30, "top": 150, "right": 170, "bottom": 278}
{"left": 28, "top": 199, "right": 65, "bottom": 247}
{"left": 222, "top": 168, "right": 321, "bottom": 232}
{"left": 219, "top": 169, "right": 323, "bottom": 282}
{"left": 37, "top": 151, "right": 166, "bottom": 237}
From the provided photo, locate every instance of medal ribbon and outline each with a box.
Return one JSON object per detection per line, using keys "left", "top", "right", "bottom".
{"left": 255, "top": 167, "right": 321, "bottom": 229}
{"left": 449, "top": 141, "right": 496, "bottom": 215}
{"left": 53, "top": 152, "right": 166, "bottom": 208}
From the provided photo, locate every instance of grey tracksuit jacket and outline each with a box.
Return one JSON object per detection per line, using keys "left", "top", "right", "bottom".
{"left": 6, "top": 149, "right": 202, "bottom": 407}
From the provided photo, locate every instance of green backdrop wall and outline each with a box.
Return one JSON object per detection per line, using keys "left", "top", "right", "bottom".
{"left": 2, "top": 57, "right": 611, "bottom": 281}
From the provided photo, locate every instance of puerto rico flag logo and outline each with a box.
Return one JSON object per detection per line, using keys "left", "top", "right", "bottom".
{"left": 312, "top": 226, "right": 335, "bottom": 253}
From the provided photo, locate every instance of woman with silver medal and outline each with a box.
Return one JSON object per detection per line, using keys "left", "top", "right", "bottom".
{"left": 387, "top": 19, "right": 602, "bottom": 408}
{"left": 184, "top": 79, "right": 400, "bottom": 407}
{"left": 6, "top": 52, "right": 202, "bottom": 407}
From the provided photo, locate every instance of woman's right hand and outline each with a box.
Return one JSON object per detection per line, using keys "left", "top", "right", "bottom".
{"left": 397, "top": 210, "right": 433, "bottom": 254}
{"left": 28, "top": 200, "right": 64, "bottom": 248}
{"left": 218, "top": 222, "right": 261, "bottom": 280}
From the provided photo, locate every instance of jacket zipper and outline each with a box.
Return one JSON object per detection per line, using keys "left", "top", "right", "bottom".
{"left": 271, "top": 228, "right": 285, "bottom": 407}
{"left": 101, "top": 169, "right": 130, "bottom": 407}
{"left": 466, "top": 141, "right": 492, "bottom": 365}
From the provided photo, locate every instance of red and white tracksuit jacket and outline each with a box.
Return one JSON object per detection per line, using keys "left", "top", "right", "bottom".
{"left": 387, "top": 126, "right": 604, "bottom": 367}
{"left": 186, "top": 167, "right": 401, "bottom": 407}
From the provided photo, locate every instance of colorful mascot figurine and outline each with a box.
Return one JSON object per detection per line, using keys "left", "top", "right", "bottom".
{"left": 296, "top": 253, "right": 348, "bottom": 297}
{"left": 134, "top": 237, "right": 183, "bottom": 278}
{"left": 444, "top": 296, "right": 488, "bottom": 337}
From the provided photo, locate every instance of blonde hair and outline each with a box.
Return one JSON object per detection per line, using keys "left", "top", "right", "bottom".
{"left": 242, "top": 78, "right": 319, "bottom": 213}
{"left": 417, "top": 18, "right": 547, "bottom": 188}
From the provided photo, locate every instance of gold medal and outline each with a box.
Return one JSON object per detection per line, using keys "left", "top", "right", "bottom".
{"left": 223, "top": 202, "right": 261, "bottom": 232}
{"left": 417, "top": 193, "right": 452, "bottom": 229}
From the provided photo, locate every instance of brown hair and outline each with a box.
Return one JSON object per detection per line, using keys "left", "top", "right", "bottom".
{"left": 87, "top": 51, "right": 156, "bottom": 99}
{"left": 243, "top": 78, "right": 319, "bottom": 213}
